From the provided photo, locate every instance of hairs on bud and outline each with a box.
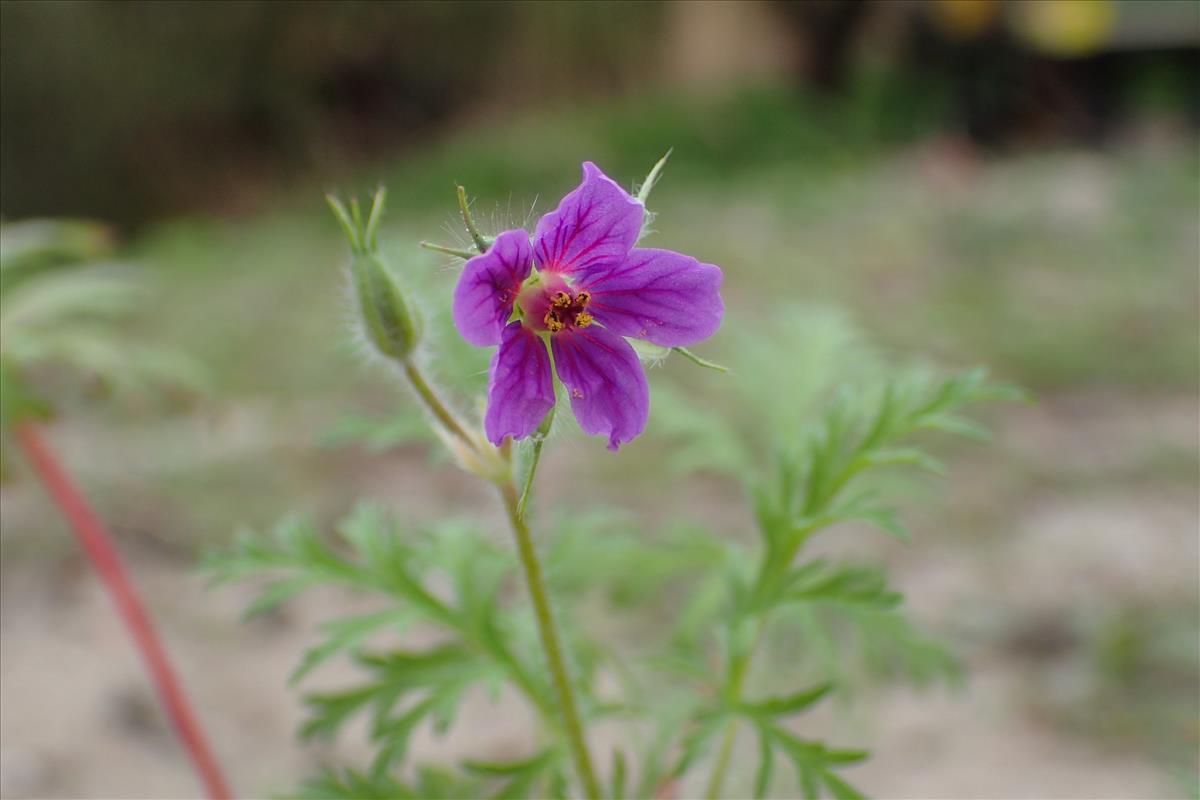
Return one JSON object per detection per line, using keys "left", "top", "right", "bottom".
{"left": 329, "top": 189, "right": 423, "bottom": 362}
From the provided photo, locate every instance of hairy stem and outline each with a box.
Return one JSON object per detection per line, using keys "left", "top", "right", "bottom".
{"left": 15, "top": 423, "right": 233, "bottom": 800}
{"left": 399, "top": 356, "right": 596, "bottom": 794}
{"left": 401, "top": 359, "right": 474, "bottom": 446}
{"left": 500, "top": 480, "right": 601, "bottom": 800}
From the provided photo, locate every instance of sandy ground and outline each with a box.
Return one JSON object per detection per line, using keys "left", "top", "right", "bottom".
{"left": 1, "top": 392, "right": 1196, "bottom": 800}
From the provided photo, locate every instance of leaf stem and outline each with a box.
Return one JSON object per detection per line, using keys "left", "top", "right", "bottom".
{"left": 500, "top": 480, "right": 601, "bottom": 800}
{"left": 14, "top": 422, "right": 233, "bottom": 800}
{"left": 705, "top": 722, "right": 739, "bottom": 800}
{"left": 709, "top": 387, "right": 919, "bottom": 797}
{"left": 703, "top": 621, "right": 763, "bottom": 799}
{"left": 711, "top": 457, "right": 861, "bottom": 793}
{"left": 516, "top": 437, "right": 546, "bottom": 519}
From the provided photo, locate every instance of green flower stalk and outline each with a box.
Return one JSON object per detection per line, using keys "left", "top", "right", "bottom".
{"left": 328, "top": 188, "right": 601, "bottom": 798}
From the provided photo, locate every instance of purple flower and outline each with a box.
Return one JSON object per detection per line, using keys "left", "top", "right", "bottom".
{"left": 453, "top": 162, "right": 723, "bottom": 450}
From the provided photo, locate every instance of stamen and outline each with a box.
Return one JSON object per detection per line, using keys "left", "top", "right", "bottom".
{"left": 573, "top": 291, "right": 590, "bottom": 307}
{"left": 551, "top": 290, "right": 571, "bottom": 308}
{"left": 574, "top": 311, "right": 594, "bottom": 328}
{"left": 544, "top": 310, "right": 565, "bottom": 332}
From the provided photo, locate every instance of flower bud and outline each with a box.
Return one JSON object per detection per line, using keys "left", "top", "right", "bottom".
{"left": 351, "top": 252, "right": 422, "bottom": 360}
{"left": 328, "top": 189, "right": 422, "bottom": 361}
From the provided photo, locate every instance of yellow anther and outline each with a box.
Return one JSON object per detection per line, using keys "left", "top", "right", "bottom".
{"left": 573, "top": 291, "right": 590, "bottom": 307}
{"left": 551, "top": 290, "right": 571, "bottom": 308}
{"left": 544, "top": 310, "right": 565, "bottom": 332}
{"left": 574, "top": 311, "right": 594, "bottom": 328}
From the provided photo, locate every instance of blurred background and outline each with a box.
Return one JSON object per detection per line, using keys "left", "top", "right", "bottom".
{"left": 1, "top": 1, "right": 1197, "bottom": 798}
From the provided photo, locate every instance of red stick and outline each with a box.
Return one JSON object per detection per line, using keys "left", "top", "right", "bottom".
{"left": 14, "top": 422, "right": 233, "bottom": 800}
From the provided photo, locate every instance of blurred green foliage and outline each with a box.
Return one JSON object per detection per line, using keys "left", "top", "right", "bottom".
{"left": 0, "top": 219, "right": 204, "bottom": 474}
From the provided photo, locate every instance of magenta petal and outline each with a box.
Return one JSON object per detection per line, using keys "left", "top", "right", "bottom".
{"left": 580, "top": 248, "right": 724, "bottom": 347}
{"left": 533, "top": 162, "right": 644, "bottom": 278}
{"left": 551, "top": 326, "right": 649, "bottom": 451}
{"left": 485, "top": 322, "right": 555, "bottom": 446}
{"left": 453, "top": 229, "right": 533, "bottom": 347}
